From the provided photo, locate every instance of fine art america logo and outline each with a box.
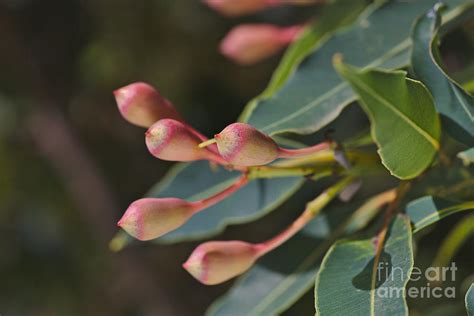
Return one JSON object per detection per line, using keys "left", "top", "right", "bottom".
{"left": 376, "top": 262, "right": 458, "bottom": 299}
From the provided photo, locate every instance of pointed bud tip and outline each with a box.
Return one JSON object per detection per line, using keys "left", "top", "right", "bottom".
{"left": 183, "top": 241, "right": 259, "bottom": 285}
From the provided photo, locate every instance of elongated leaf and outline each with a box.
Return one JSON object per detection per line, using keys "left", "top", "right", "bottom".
{"left": 458, "top": 147, "right": 474, "bottom": 166}
{"left": 241, "top": 0, "right": 471, "bottom": 136}
{"left": 207, "top": 187, "right": 393, "bottom": 316}
{"left": 334, "top": 61, "right": 440, "bottom": 179}
{"left": 467, "top": 284, "right": 474, "bottom": 316}
{"left": 238, "top": 0, "right": 369, "bottom": 121}
{"left": 411, "top": 5, "right": 474, "bottom": 146}
{"left": 314, "top": 215, "right": 413, "bottom": 316}
{"left": 405, "top": 196, "right": 474, "bottom": 233}
{"left": 147, "top": 161, "right": 303, "bottom": 243}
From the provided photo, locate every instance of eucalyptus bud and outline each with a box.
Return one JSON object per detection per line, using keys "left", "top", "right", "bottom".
{"left": 118, "top": 175, "right": 249, "bottom": 241}
{"left": 213, "top": 123, "right": 331, "bottom": 166}
{"left": 220, "top": 24, "right": 302, "bottom": 65}
{"left": 183, "top": 241, "right": 260, "bottom": 285}
{"left": 114, "top": 82, "right": 182, "bottom": 128}
{"left": 146, "top": 119, "right": 222, "bottom": 162}
{"left": 215, "top": 123, "right": 279, "bottom": 166}
{"left": 118, "top": 198, "right": 195, "bottom": 241}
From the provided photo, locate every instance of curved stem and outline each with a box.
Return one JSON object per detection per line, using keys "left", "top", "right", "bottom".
{"left": 191, "top": 174, "right": 249, "bottom": 212}
{"left": 254, "top": 176, "right": 355, "bottom": 256}
{"left": 277, "top": 141, "right": 332, "bottom": 159}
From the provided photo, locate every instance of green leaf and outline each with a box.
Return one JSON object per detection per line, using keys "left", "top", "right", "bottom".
{"left": 241, "top": 0, "right": 470, "bottom": 136}
{"left": 207, "top": 187, "right": 393, "bottom": 316}
{"left": 458, "top": 147, "right": 474, "bottom": 166}
{"left": 334, "top": 60, "right": 440, "bottom": 179}
{"left": 238, "top": 0, "right": 369, "bottom": 121}
{"left": 314, "top": 215, "right": 413, "bottom": 316}
{"left": 467, "top": 284, "right": 474, "bottom": 316}
{"left": 148, "top": 161, "right": 304, "bottom": 243}
{"left": 411, "top": 4, "right": 474, "bottom": 146}
{"left": 405, "top": 196, "right": 474, "bottom": 233}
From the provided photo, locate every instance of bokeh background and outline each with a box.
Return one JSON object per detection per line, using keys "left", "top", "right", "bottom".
{"left": 0, "top": 1, "right": 473, "bottom": 315}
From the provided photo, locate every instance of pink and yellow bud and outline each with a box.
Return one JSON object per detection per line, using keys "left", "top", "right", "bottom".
{"left": 220, "top": 24, "right": 302, "bottom": 65}
{"left": 146, "top": 119, "right": 219, "bottom": 162}
{"left": 215, "top": 123, "right": 279, "bottom": 166}
{"left": 183, "top": 241, "right": 260, "bottom": 285}
{"left": 212, "top": 122, "right": 332, "bottom": 166}
{"left": 114, "top": 82, "right": 182, "bottom": 128}
{"left": 118, "top": 198, "right": 195, "bottom": 241}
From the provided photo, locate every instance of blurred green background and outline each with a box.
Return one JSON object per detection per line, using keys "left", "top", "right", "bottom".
{"left": 0, "top": 1, "right": 472, "bottom": 315}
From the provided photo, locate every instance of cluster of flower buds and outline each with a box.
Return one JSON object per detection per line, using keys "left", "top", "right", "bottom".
{"left": 114, "top": 82, "right": 332, "bottom": 169}
{"left": 203, "top": 0, "right": 321, "bottom": 64}
{"left": 114, "top": 81, "right": 337, "bottom": 284}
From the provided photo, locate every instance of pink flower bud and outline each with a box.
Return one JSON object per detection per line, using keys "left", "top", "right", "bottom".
{"left": 183, "top": 241, "right": 260, "bottom": 285}
{"left": 215, "top": 122, "right": 279, "bottom": 166}
{"left": 214, "top": 123, "right": 331, "bottom": 166}
{"left": 114, "top": 82, "right": 182, "bottom": 128}
{"left": 118, "top": 198, "right": 195, "bottom": 241}
{"left": 203, "top": 0, "right": 274, "bottom": 16}
{"left": 118, "top": 175, "right": 248, "bottom": 241}
{"left": 220, "top": 24, "right": 301, "bottom": 65}
{"left": 146, "top": 119, "right": 222, "bottom": 163}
